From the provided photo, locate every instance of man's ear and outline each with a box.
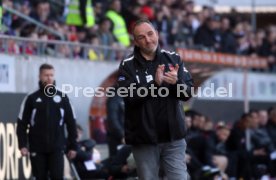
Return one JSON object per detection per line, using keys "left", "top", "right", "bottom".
{"left": 133, "top": 37, "right": 138, "bottom": 46}
{"left": 155, "top": 29, "right": 159, "bottom": 40}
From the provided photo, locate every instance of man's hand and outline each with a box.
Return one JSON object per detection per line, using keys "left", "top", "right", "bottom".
{"left": 121, "top": 138, "right": 125, "bottom": 144}
{"left": 20, "top": 147, "right": 29, "bottom": 156}
{"left": 253, "top": 148, "right": 266, "bottom": 156}
{"left": 163, "top": 64, "right": 179, "bottom": 85}
{"left": 155, "top": 64, "right": 165, "bottom": 86}
{"left": 67, "top": 150, "right": 77, "bottom": 160}
{"left": 121, "top": 165, "right": 130, "bottom": 173}
{"left": 185, "top": 153, "right": 191, "bottom": 163}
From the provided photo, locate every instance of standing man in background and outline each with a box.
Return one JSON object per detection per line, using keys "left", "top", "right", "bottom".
{"left": 106, "top": 0, "right": 130, "bottom": 47}
{"left": 118, "top": 19, "right": 194, "bottom": 180}
{"left": 106, "top": 86, "right": 125, "bottom": 158}
{"left": 17, "top": 63, "right": 78, "bottom": 179}
{"left": 66, "top": 0, "right": 95, "bottom": 28}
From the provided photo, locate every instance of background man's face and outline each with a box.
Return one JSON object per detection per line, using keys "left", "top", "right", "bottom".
{"left": 258, "top": 110, "right": 268, "bottom": 126}
{"left": 133, "top": 23, "right": 159, "bottom": 55}
{"left": 39, "top": 69, "right": 55, "bottom": 85}
{"left": 216, "top": 128, "right": 230, "bottom": 142}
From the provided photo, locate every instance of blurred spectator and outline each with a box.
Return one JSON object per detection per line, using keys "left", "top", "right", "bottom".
{"left": 7, "top": 39, "right": 20, "bottom": 54}
{"left": 204, "top": 117, "right": 214, "bottom": 131}
{"left": 94, "top": 2, "right": 104, "bottom": 24}
{"left": 235, "top": 34, "right": 250, "bottom": 55}
{"left": 247, "top": 110, "right": 276, "bottom": 178}
{"left": 56, "top": 44, "right": 71, "bottom": 58}
{"left": 76, "top": 28, "right": 87, "bottom": 43}
{"left": 121, "top": 2, "right": 141, "bottom": 33}
{"left": 173, "top": 13, "right": 194, "bottom": 48}
{"left": 184, "top": 111, "right": 192, "bottom": 130}
{"left": 184, "top": 0, "right": 194, "bottom": 14}
{"left": 266, "top": 107, "right": 276, "bottom": 153}
{"left": 186, "top": 110, "right": 208, "bottom": 179}
{"left": 258, "top": 27, "right": 276, "bottom": 71}
{"left": 206, "top": 122, "right": 230, "bottom": 175}
{"left": 107, "top": 145, "right": 137, "bottom": 179}
{"left": 258, "top": 109, "right": 269, "bottom": 128}
{"left": 97, "top": 18, "right": 116, "bottom": 60}
{"left": 140, "top": 5, "right": 154, "bottom": 21}
{"left": 263, "top": 107, "right": 276, "bottom": 178}
{"left": 184, "top": 111, "right": 202, "bottom": 179}
{"left": 202, "top": 117, "right": 215, "bottom": 139}
{"left": 2, "top": 0, "right": 13, "bottom": 30}
{"left": 220, "top": 16, "right": 236, "bottom": 54}
{"left": 197, "top": 6, "right": 212, "bottom": 24}
{"left": 88, "top": 34, "right": 104, "bottom": 61}
{"left": 74, "top": 125, "right": 137, "bottom": 179}
{"left": 152, "top": 5, "right": 174, "bottom": 47}
{"left": 66, "top": 0, "right": 95, "bottom": 28}
{"left": 73, "top": 124, "right": 109, "bottom": 179}
{"left": 226, "top": 113, "right": 252, "bottom": 179}
{"left": 106, "top": 88, "right": 124, "bottom": 158}
{"left": 106, "top": 0, "right": 130, "bottom": 47}
{"left": 256, "top": 29, "right": 266, "bottom": 46}
{"left": 187, "top": 12, "right": 200, "bottom": 34}
{"left": 248, "top": 31, "right": 261, "bottom": 55}
{"left": 72, "top": 43, "right": 83, "bottom": 59}
{"left": 194, "top": 15, "right": 221, "bottom": 51}
{"left": 0, "top": 1, "right": 2, "bottom": 31}
{"left": 30, "top": 1, "right": 51, "bottom": 24}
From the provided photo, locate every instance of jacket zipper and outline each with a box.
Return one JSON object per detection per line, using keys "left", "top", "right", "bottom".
{"left": 46, "top": 97, "right": 50, "bottom": 152}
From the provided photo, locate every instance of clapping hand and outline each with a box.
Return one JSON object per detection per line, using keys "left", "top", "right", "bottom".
{"left": 163, "top": 64, "right": 179, "bottom": 85}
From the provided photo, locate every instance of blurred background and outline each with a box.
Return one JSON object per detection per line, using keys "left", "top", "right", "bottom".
{"left": 0, "top": 0, "right": 276, "bottom": 179}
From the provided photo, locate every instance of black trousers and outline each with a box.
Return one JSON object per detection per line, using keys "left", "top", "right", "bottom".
{"left": 30, "top": 151, "right": 64, "bottom": 180}
{"left": 107, "top": 136, "right": 121, "bottom": 158}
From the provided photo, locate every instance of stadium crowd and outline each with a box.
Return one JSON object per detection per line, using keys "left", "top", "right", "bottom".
{"left": 0, "top": 0, "right": 276, "bottom": 70}
{"left": 184, "top": 108, "right": 276, "bottom": 179}
{"left": 72, "top": 107, "right": 276, "bottom": 179}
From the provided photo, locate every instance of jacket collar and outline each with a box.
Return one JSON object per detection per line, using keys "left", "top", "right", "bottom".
{"left": 133, "top": 45, "right": 162, "bottom": 68}
{"left": 39, "top": 80, "right": 56, "bottom": 94}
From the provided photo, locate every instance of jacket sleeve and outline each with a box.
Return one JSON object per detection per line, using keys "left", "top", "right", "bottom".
{"left": 109, "top": 145, "right": 132, "bottom": 174}
{"left": 16, "top": 95, "right": 32, "bottom": 150}
{"left": 63, "top": 95, "right": 78, "bottom": 151}
{"left": 106, "top": 97, "right": 124, "bottom": 140}
{"left": 169, "top": 56, "right": 194, "bottom": 101}
{"left": 117, "top": 60, "right": 156, "bottom": 105}
{"left": 76, "top": 149, "right": 92, "bottom": 161}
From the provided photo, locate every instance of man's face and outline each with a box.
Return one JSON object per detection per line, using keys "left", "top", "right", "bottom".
{"left": 77, "top": 128, "right": 83, "bottom": 142}
{"left": 216, "top": 128, "right": 230, "bottom": 142}
{"left": 185, "top": 116, "right": 192, "bottom": 129}
{"left": 250, "top": 112, "right": 259, "bottom": 128}
{"left": 39, "top": 69, "right": 55, "bottom": 85}
{"left": 271, "top": 110, "right": 276, "bottom": 124}
{"left": 133, "top": 23, "right": 159, "bottom": 55}
{"left": 209, "top": 20, "right": 220, "bottom": 30}
{"left": 37, "top": 2, "right": 50, "bottom": 22}
{"left": 112, "top": 0, "right": 121, "bottom": 12}
{"left": 221, "top": 18, "right": 230, "bottom": 31}
{"left": 258, "top": 110, "right": 268, "bottom": 126}
{"left": 101, "top": 20, "right": 111, "bottom": 32}
{"left": 192, "top": 115, "right": 205, "bottom": 130}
